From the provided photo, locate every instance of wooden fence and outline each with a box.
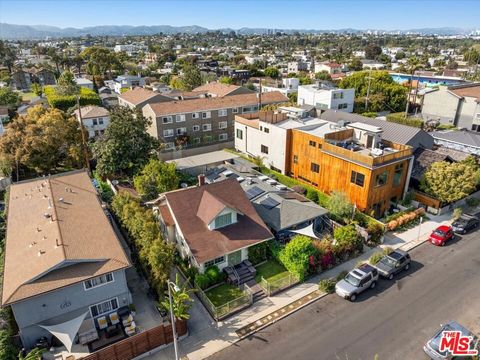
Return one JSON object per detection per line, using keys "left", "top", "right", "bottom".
{"left": 413, "top": 191, "right": 441, "bottom": 209}
{"left": 80, "top": 320, "right": 187, "bottom": 360}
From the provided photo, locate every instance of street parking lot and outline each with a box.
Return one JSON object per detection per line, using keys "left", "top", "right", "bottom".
{"left": 208, "top": 230, "right": 480, "bottom": 360}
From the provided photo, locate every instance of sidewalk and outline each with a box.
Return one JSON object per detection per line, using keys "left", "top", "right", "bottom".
{"left": 148, "top": 211, "right": 453, "bottom": 360}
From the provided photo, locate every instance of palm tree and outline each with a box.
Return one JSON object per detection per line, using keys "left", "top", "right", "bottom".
{"left": 404, "top": 56, "right": 423, "bottom": 115}
{"left": 159, "top": 274, "right": 195, "bottom": 321}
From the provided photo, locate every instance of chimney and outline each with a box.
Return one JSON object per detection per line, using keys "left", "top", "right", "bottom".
{"left": 198, "top": 174, "right": 206, "bottom": 186}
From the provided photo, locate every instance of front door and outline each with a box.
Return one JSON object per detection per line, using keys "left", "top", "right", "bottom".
{"left": 227, "top": 250, "right": 242, "bottom": 266}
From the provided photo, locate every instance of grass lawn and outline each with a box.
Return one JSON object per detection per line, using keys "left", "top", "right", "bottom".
{"left": 205, "top": 283, "right": 245, "bottom": 307}
{"left": 20, "top": 92, "right": 38, "bottom": 101}
{"left": 255, "top": 259, "right": 290, "bottom": 283}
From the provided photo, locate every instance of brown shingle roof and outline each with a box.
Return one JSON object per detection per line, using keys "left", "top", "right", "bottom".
{"left": 74, "top": 105, "right": 109, "bottom": 119}
{"left": 193, "top": 82, "right": 242, "bottom": 97}
{"left": 147, "top": 91, "right": 288, "bottom": 117}
{"left": 2, "top": 170, "right": 130, "bottom": 305}
{"left": 119, "top": 87, "right": 170, "bottom": 106}
{"left": 449, "top": 84, "right": 480, "bottom": 101}
{"left": 164, "top": 179, "right": 273, "bottom": 264}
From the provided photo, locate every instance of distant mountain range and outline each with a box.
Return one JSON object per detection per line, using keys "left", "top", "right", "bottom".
{"left": 0, "top": 23, "right": 478, "bottom": 40}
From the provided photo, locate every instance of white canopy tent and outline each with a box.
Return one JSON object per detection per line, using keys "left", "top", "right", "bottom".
{"left": 38, "top": 311, "right": 89, "bottom": 352}
{"left": 289, "top": 223, "right": 321, "bottom": 240}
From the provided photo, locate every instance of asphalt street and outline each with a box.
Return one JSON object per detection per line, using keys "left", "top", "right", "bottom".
{"left": 208, "top": 231, "right": 480, "bottom": 360}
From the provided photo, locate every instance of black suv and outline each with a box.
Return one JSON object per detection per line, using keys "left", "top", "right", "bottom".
{"left": 373, "top": 249, "right": 411, "bottom": 280}
{"left": 452, "top": 213, "right": 479, "bottom": 234}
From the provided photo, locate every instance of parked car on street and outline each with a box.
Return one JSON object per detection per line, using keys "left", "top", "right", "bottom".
{"left": 429, "top": 225, "right": 455, "bottom": 246}
{"left": 335, "top": 263, "right": 379, "bottom": 301}
{"left": 452, "top": 213, "right": 479, "bottom": 234}
{"left": 373, "top": 249, "right": 411, "bottom": 280}
{"left": 423, "top": 320, "right": 479, "bottom": 359}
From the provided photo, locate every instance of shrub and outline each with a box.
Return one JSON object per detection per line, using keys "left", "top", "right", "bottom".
{"left": 306, "top": 188, "right": 319, "bottom": 203}
{"left": 383, "top": 246, "right": 393, "bottom": 255}
{"left": 333, "top": 225, "right": 363, "bottom": 256}
{"left": 452, "top": 207, "right": 463, "bottom": 221}
{"left": 44, "top": 86, "right": 100, "bottom": 111}
{"left": 205, "top": 265, "right": 225, "bottom": 285}
{"left": 194, "top": 273, "right": 211, "bottom": 290}
{"left": 278, "top": 235, "right": 317, "bottom": 281}
{"left": 369, "top": 252, "right": 384, "bottom": 265}
{"left": 318, "top": 278, "right": 336, "bottom": 294}
{"left": 328, "top": 191, "right": 354, "bottom": 222}
{"left": 386, "top": 112, "right": 424, "bottom": 129}
{"left": 366, "top": 221, "right": 385, "bottom": 246}
{"left": 248, "top": 242, "right": 268, "bottom": 265}
{"left": 466, "top": 197, "right": 480, "bottom": 208}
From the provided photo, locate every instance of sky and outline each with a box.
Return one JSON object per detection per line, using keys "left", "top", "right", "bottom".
{"left": 0, "top": 0, "right": 479, "bottom": 30}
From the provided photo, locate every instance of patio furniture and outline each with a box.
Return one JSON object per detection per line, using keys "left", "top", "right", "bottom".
{"left": 109, "top": 312, "right": 120, "bottom": 325}
{"left": 124, "top": 321, "right": 136, "bottom": 336}
{"left": 105, "top": 324, "right": 120, "bottom": 339}
{"left": 78, "top": 316, "right": 99, "bottom": 345}
{"left": 122, "top": 314, "right": 134, "bottom": 327}
{"left": 97, "top": 316, "right": 108, "bottom": 330}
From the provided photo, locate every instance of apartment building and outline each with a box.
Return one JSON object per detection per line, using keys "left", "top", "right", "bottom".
{"left": 142, "top": 91, "right": 288, "bottom": 152}
{"left": 74, "top": 105, "right": 110, "bottom": 138}
{"left": 118, "top": 87, "right": 172, "bottom": 110}
{"left": 297, "top": 83, "right": 355, "bottom": 113}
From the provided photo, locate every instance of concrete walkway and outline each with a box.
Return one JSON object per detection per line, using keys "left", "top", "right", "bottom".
{"left": 148, "top": 211, "right": 454, "bottom": 360}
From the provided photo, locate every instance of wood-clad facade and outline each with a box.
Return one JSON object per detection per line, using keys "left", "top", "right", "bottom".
{"left": 288, "top": 129, "right": 413, "bottom": 217}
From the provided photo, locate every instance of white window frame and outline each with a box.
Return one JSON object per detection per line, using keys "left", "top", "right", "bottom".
{"left": 214, "top": 212, "right": 233, "bottom": 228}
{"left": 176, "top": 114, "right": 186, "bottom": 122}
{"left": 192, "top": 112, "right": 200, "bottom": 119}
{"left": 202, "top": 124, "right": 212, "bottom": 131}
{"left": 84, "top": 272, "right": 114, "bottom": 291}
{"left": 163, "top": 129, "right": 174, "bottom": 137}
{"left": 193, "top": 137, "right": 201, "bottom": 144}
{"left": 202, "top": 111, "right": 211, "bottom": 119}
{"left": 89, "top": 297, "right": 119, "bottom": 318}
{"left": 218, "top": 121, "right": 228, "bottom": 129}
{"left": 176, "top": 127, "right": 186, "bottom": 135}
{"left": 219, "top": 133, "right": 228, "bottom": 141}
{"left": 98, "top": 118, "right": 104, "bottom": 125}
{"left": 232, "top": 108, "right": 239, "bottom": 114}
{"left": 192, "top": 125, "right": 200, "bottom": 132}
{"left": 162, "top": 116, "right": 173, "bottom": 124}
{"left": 218, "top": 109, "right": 228, "bottom": 117}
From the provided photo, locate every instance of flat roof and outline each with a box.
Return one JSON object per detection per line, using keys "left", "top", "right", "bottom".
{"left": 166, "top": 150, "right": 239, "bottom": 170}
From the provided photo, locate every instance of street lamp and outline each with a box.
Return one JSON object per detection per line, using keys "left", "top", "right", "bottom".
{"left": 417, "top": 216, "right": 423, "bottom": 242}
{"left": 167, "top": 280, "right": 180, "bottom": 360}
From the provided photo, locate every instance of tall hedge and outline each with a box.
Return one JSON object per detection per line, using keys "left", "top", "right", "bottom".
{"left": 44, "top": 86, "right": 100, "bottom": 111}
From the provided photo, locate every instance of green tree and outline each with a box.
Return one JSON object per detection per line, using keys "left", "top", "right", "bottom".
{"left": 0, "top": 41, "right": 16, "bottom": 74}
{"left": 328, "top": 191, "right": 354, "bottom": 222}
{"left": 420, "top": 161, "right": 480, "bottom": 203}
{"left": 314, "top": 71, "right": 332, "bottom": 81}
{"left": 218, "top": 76, "right": 233, "bottom": 85}
{"left": 365, "top": 43, "right": 382, "bottom": 60}
{"left": 278, "top": 235, "right": 317, "bottom": 280}
{"left": 56, "top": 70, "right": 79, "bottom": 96}
{"left": 31, "top": 83, "right": 43, "bottom": 96}
{"left": 81, "top": 46, "right": 123, "bottom": 80}
{"left": 134, "top": 159, "right": 179, "bottom": 201}
{"left": 349, "top": 57, "right": 363, "bottom": 71}
{"left": 464, "top": 48, "right": 480, "bottom": 66}
{"left": 179, "top": 63, "right": 202, "bottom": 91}
{"left": 159, "top": 274, "right": 195, "bottom": 320}
{"left": 18, "top": 348, "right": 45, "bottom": 360}
{"left": 0, "top": 88, "right": 20, "bottom": 108}
{"left": 264, "top": 66, "right": 280, "bottom": 79}
{"left": 92, "top": 107, "right": 159, "bottom": 177}
{"left": 0, "top": 105, "right": 83, "bottom": 178}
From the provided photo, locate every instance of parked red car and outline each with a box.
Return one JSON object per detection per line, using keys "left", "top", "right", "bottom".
{"left": 429, "top": 225, "right": 455, "bottom": 246}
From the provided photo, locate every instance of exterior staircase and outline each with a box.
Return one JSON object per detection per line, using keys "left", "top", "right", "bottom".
{"left": 225, "top": 261, "right": 255, "bottom": 286}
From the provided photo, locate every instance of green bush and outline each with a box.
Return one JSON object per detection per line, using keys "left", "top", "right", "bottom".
{"left": 361, "top": 112, "right": 377, "bottom": 118}
{"left": 386, "top": 112, "right": 424, "bottom": 129}
{"left": 195, "top": 273, "right": 211, "bottom": 290}
{"left": 466, "top": 197, "right": 480, "bottom": 207}
{"left": 366, "top": 221, "right": 385, "bottom": 245}
{"left": 248, "top": 242, "right": 268, "bottom": 265}
{"left": 205, "top": 265, "right": 225, "bottom": 285}
{"left": 328, "top": 191, "right": 354, "bottom": 222}
{"left": 278, "top": 235, "right": 317, "bottom": 281}
{"left": 44, "top": 86, "right": 100, "bottom": 111}
{"left": 383, "top": 246, "right": 393, "bottom": 255}
{"left": 369, "top": 252, "right": 384, "bottom": 265}
{"left": 306, "top": 188, "right": 319, "bottom": 203}
{"left": 318, "top": 278, "right": 336, "bottom": 294}
{"left": 436, "top": 124, "right": 457, "bottom": 130}
{"left": 333, "top": 225, "right": 363, "bottom": 256}
{"left": 452, "top": 207, "right": 463, "bottom": 220}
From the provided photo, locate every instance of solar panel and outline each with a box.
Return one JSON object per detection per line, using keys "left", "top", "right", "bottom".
{"left": 260, "top": 197, "right": 280, "bottom": 209}
{"left": 245, "top": 186, "right": 265, "bottom": 200}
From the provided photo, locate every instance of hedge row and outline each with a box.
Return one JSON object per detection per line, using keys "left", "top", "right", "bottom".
{"left": 386, "top": 112, "right": 424, "bottom": 129}
{"left": 44, "top": 86, "right": 101, "bottom": 111}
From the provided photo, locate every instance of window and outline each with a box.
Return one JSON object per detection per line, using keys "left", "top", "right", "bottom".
{"left": 90, "top": 298, "right": 118, "bottom": 317}
{"left": 92, "top": 119, "right": 98, "bottom": 126}
{"left": 162, "top": 116, "right": 173, "bottom": 124}
{"left": 261, "top": 145, "right": 269, "bottom": 154}
{"left": 350, "top": 171, "right": 365, "bottom": 187}
{"left": 176, "top": 114, "right": 186, "bottom": 122}
{"left": 218, "top": 109, "right": 228, "bottom": 117}
{"left": 309, "top": 140, "right": 317, "bottom": 147}
{"left": 219, "top": 133, "right": 228, "bottom": 141}
{"left": 176, "top": 127, "right": 186, "bottom": 135}
{"left": 310, "top": 162, "right": 320, "bottom": 173}
{"left": 232, "top": 108, "right": 239, "bottom": 114}
{"left": 163, "top": 129, "right": 174, "bottom": 137}
{"left": 333, "top": 92, "right": 344, "bottom": 99}
{"left": 375, "top": 170, "right": 389, "bottom": 187}
{"left": 193, "top": 125, "right": 200, "bottom": 132}
{"left": 204, "top": 256, "right": 225, "bottom": 268}
{"left": 338, "top": 103, "right": 348, "bottom": 110}
{"left": 264, "top": 127, "right": 270, "bottom": 133}
{"left": 192, "top": 112, "right": 200, "bottom": 119}
{"left": 194, "top": 137, "right": 201, "bottom": 144}
{"left": 98, "top": 118, "right": 104, "bottom": 125}
{"left": 293, "top": 155, "right": 298, "bottom": 164}
{"left": 202, "top": 124, "right": 212, "bottom": 131}
{"left": 393, "top": 163, "right": 404, "bottom": 186}
{"left": 472, "top": 124, "right": 480, "bottom": 132}
{"left": 218, "top": 121, "right": 228, "bottom": 129}
{"left": 84, "top": 273, "right": 114, "bottom": 290}
{"left": 214, "top": 212, "right": 233, "bottom": 228}
{"left": 236, "top": 129, "right": 243, "bottom": 139}
{"left": 202, "top": 111, "right": 211, "bottom": 119}
{"left": 164, "top": 142, "right": 175, "bottom": 150}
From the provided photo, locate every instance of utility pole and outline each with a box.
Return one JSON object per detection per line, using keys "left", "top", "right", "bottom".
{"left": 76, "top": 95, "right": 91, "bottom": 174}
{"left": 405, "top": 69, "right": 415, "bottom": 117}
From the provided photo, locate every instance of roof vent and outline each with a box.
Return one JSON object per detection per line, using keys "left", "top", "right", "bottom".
{"left": 43, "top": 213, "right": 51, "bottom": 219}
{"left": 36, "top": 227, "right": 41, "bottom": 232}
{"left": 29, "top": 241, "right": 37, "bottom": 248}
{"left": 59, "top": 197, "right": 64, "bottom": 203}
{"left": 37, "top": 250, "right": 45, "bottom": 256}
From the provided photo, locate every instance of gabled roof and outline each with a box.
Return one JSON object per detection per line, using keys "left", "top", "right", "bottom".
{"left": 2, "top": 170, "right": 130, "bottom": 305}
{"left": 448, "top": 83, "right": 480, "bottom": 101}
{"left": 147, "top": 91, "right": 288, "bottom": 117}
{"left": 74, "top": 105, "right": 109, "bottom": 119}
{"left": 432, "top": 130, "right": 480, "bottom": 149}
{"left": 163, "top": 179, "right": 272, "bottom": 264}
{"left": 119, "top": 87, "right": 171, "bottom": 106}
{"left": 411, "top": 148, "right": 454, "bottom": 181}
{"left": 193, "top": 82, "right": 253, "bottom": 97}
